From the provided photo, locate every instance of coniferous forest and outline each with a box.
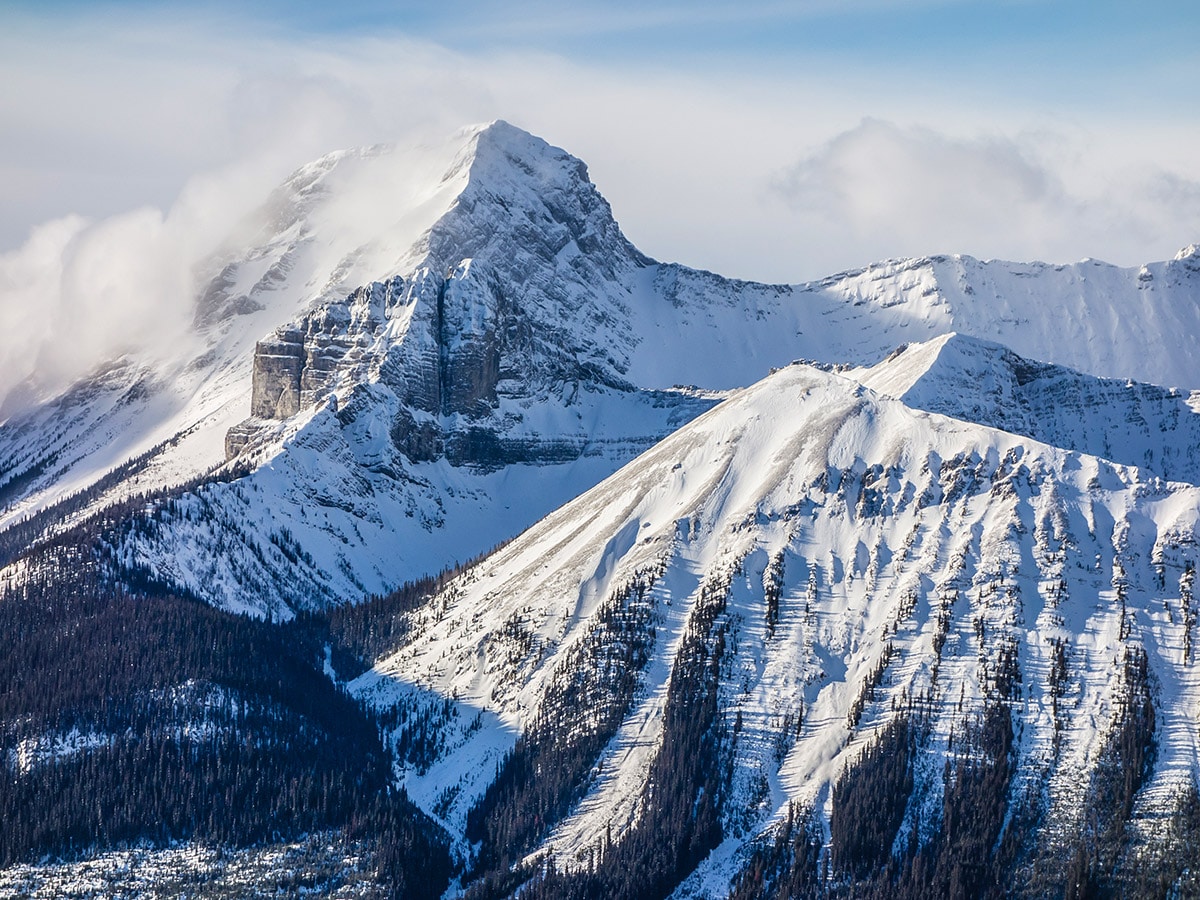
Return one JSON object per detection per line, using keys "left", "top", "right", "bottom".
{"left": 1, "top": 498, "right": 1195, "bottom": 899}
{"left": 0, "top": 545, "right": 454, "bottom": 898}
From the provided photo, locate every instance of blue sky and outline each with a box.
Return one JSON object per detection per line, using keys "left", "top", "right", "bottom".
{"left": 12, "top": 0, "right": 1191, "bottom": 57}
{"left": 12, "top": 0, "right": 1194, "bottom": 81}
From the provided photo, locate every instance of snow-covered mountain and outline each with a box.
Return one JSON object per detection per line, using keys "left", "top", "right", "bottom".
{"left": 6, "top": 121, "right": 1200, "bottom": 617}
{"left": 354, "top": 359, "right": 1200, "bottom": 896}
{"left": 3, "top": 120, "right": 1200, "bottom": 897}
{"left": 856, "top": 332, "right": 1200, "bottom": 485}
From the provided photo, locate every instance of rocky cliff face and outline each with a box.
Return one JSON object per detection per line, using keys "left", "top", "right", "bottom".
{"left": 250, "top": 330, "right": 305, "bottom": 419}
{"left": 222, "top": 123, "right": 663, "bottom": 471}
{"left": 228, "top": 262, "right": 630, "bottom": 470}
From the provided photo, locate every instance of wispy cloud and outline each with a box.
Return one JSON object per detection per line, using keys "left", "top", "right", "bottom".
{"left": 0, "top": 6, "right": 1198, "bottom": 409}
{"left": 770, "top": 119, "right": 1200, "bottom": 268}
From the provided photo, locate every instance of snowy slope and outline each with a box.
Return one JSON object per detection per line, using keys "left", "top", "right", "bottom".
{"left": 4, "top": 121, "right": 1200, "bottom": 617}
{"left": 109, "top": 386, "right": 716, "bottom": 617}
{"left": 856, "top": 332, "right": 1200, "bottom": 485}
{"left": 352, "top": 361, "right": 1200, "bottom": 894}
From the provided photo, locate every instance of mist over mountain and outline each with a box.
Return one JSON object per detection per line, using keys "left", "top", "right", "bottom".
{"left": 2, "top": 122, "right": 1199, "bottom": 899}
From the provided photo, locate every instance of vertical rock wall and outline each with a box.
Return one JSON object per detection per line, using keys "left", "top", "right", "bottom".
{"left": 438, "top": 261, "right": 501, "bottom": 419}
{"left": 230, "top": 265, "right": 562, "bottom": 467}
{"left": 250, "top": 330, "right": 305, "bottom": 419}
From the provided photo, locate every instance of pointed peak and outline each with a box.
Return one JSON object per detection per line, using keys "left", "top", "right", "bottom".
{"left": 274, "top": 122, "right": 555, "bottom": 200}
{"left": 923, "top": 331, "right": 1012, "bottom": 358}
{"left": 421, "top": 119, "right": 642, "bottom": 271}
{"left": 266, "top": 121, "right": 591, "bottom": 220}
{"left": 468, "top": 119, "right": 558, "bottom": 154}
{"left": 452, "top": 119, "right": 589, "bottom": 192}
{"left": 470, "top": 118, "right": 535, "bottom": 144}
{"left": 857, "top": 332, "right": 1039, "bottom": 403}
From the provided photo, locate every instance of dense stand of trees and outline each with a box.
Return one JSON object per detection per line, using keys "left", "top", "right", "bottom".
{"left": 0, "top": 564, "right": 453, "bottom": 897}
{"left": 465, "top": 575, "right": 657, "bottom": 874}
{"left": 728, "top": 703, "right": 1018, "bottom": 900}
{"left": 2, "top": 734, "right": 375, "bottom": 861}
{"left": 1, "top": 571, "right": 355, "bottom": 732}
{"left": 829, "top": 714, "right": 915, "bottom": 877}
{"left": 486, "top": 572, "right": 734, "bottom": 900}
{"left": 1062, "top": 647, "right": 1157, "bottom": 900}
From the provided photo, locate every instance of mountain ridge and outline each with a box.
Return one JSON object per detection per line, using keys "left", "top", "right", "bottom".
{"left": 3, "top": 121, "right": 1200, "bottom": 898}
{"left": 2, "top": 122, "right": 1200, "bottom": 618}
{"left": 857, "top": 332, "right": 1200, "bottom": 486}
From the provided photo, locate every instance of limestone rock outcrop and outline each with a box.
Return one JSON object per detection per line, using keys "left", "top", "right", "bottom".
{"left": 250, "top": 330, "right": 304, "bottom": 419}
{"left": 221, "top": 120, "right": 710, "bottom": 471}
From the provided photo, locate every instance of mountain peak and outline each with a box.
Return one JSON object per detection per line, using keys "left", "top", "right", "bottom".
{"left": 440, "top": 119, "right": 591, "bottom": 199}
{"left": 449, "top": 120, "right": 614, "bottom": 242}
{"left": 467, "top": 118, "right": 552, "bottom": 155}
{"left": 860, "top": 333, "right": 1200, "bottom": 485}
{"left": 858, "top": 332, "right": 1027, "bottom": 400}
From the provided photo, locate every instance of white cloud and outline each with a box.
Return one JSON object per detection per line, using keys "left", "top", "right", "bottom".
{"left": 769, "top": 119, "right": 1200, "bottom": 270}
{"left": 1, "top": 199, "right": 213, "bottom": 412}
{"left": 0, "top": 10, "right": 1198, "bottom": 410}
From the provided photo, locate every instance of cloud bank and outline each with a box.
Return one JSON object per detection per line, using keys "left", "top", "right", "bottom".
{"left": 772, "top": 119, "right": 1200, "bottom": 270}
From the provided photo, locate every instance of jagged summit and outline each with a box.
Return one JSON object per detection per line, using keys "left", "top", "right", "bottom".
{"left": 1174, "top": 242, "right": 1200, "bottom": 262}
{"left": 197, "top": 120, "right": 643, "bottom": 336}
{"left": 459, "top": 119, "right": 608, "bottom": 206}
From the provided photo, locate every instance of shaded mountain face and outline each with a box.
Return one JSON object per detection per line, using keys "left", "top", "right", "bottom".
{"left": 354, "top": 362, "right": 1200, "bottom": 897}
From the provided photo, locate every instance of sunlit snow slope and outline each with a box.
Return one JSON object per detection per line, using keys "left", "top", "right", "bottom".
{"left": 355, "top": 361, "right": 1200, "bottom": 894}
{"left": 3, "top": 121, "right": 1200, "bottom": 615}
